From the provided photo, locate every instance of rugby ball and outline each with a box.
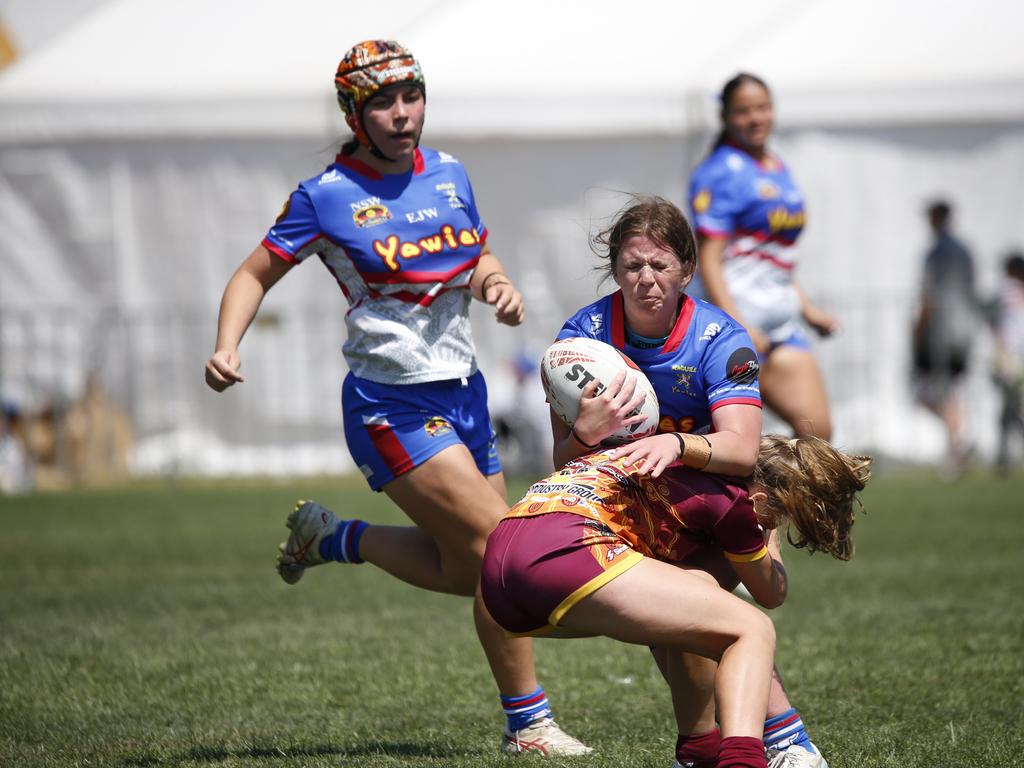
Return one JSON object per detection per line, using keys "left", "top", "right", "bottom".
{"left": 540, "top": 337, "right": 659, "bottom": 443}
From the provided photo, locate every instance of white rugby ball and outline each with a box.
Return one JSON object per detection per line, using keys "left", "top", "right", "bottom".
{"left": 540, "top": 337, "right": 660, "bottom": 443}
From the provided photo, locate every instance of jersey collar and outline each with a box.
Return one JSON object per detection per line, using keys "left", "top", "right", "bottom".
{"left": 333, "top": 148, "right": 425, "bottom": 181}
{"left": 722, "top": 137, "right": 781, "bottom": 172}
{"left": 610, "top": 291, "right": 696, "bottom": 354}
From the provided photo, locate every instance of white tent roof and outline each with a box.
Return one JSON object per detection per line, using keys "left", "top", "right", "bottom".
{"left": 1, "top": 0, "right": 1023, "bottom": 142}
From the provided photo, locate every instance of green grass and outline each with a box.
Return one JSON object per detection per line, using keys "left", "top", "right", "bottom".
{"left": 1, "top": 469, "right": 1022, "bottom": 767}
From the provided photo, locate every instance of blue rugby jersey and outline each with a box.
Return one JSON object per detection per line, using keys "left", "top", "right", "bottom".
{"left": 263, "top": 147, "right": 487, "bottom": 384}
{"left": 688, "top": 141, "right": 806, "bottom": 341}
{"left": 558, "top": 292, "right": 761, "bottom": 435}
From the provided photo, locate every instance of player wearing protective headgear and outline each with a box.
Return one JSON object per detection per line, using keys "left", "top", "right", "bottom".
{"left": 335, "top": 40, "right": 426, "bottom": 161}
{"left": 205, "top": 40, "right": 591, "bottom": 758}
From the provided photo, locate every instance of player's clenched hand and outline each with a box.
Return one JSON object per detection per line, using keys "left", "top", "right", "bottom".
{"left": 486, "top": 282, "right": 524, "bottom": 326}
{"left": 609, "top": 433, "right": 681, "bottom": 479}
{"left": 205, "top": 349, "right": 245, "bottom": 392}
{"left": 803, "top": 304, "right": 840, "bottom": 337}
{"left": 573, "top": 371, "right": 647, "bottom": 446}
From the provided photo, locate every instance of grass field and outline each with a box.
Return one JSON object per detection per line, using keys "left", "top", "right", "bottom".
{"left": 1, "top": 468, "right": 1023, "bottom": 768}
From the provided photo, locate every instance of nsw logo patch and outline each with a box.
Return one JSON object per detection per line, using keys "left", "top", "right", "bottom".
{"left": 353, "top": 203, "right": 391, "bottom": 228}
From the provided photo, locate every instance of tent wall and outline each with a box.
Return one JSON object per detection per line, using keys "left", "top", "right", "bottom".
{"left": 3, "top": 122, "right": 1023, "bottom": 475}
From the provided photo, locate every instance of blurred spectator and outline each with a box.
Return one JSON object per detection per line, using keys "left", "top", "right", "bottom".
{"left": 0, "top": 400, "right": 32, "bottom": 493}
{"left": 15, "top": 377, "right": 135, "bottom": 490}
{"left": 491, "top": 348, "right": 551, "bottom": 477}
{"left": 911, "top": 200, "right": 978, "bottom": 476}
{"left": 65, "top": 374, "right": 134, "bottom": 485}
{"left": 992, "top": 252, "right": 1024, "bottom": 472}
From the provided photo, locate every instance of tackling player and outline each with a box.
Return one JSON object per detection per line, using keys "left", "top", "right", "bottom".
{"left": 481, "top": 436, "right": 871, "bottom": 768}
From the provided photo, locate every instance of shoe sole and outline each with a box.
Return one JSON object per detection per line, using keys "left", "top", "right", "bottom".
{"left": 276, "top": 500, "right": 318, "bottom": 585}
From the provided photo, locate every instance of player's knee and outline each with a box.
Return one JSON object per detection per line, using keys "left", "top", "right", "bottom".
{"left": 748, "top": 610, "right": 776, "bottom": 654}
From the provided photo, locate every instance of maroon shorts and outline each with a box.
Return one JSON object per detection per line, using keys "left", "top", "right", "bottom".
{"left": 481, "top": 512, "right": 644, "bottom": 636}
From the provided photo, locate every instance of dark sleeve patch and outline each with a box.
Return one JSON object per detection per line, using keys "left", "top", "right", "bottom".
{"left": 726, "top": 347, "right": 760, "bottom": 384}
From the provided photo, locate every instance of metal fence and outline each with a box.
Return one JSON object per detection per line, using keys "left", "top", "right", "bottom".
{"left": 0, "top": 292, "right": 1005, "bottom": 487}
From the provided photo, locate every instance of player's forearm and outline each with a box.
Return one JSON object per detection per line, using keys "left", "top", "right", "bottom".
{"left": 697, "top": 240, "right": 746, "bottom": 325}
{"left": 703, "top": 430, "right": 758, "bottom": 477}
{"left": 736, "top": 540, "right": 788, "bottom": 609}
{"left": 762, "top": 530, "right": 788, "bottom": 607}
{"left": 795, "top": 282, "right": 822, "bottom": 319}
{"left": 755, "top": 557, "right": 788, "bottom": 609}
{"left": 470, "top": 249, "right": 512, "bottom": 301}
{"left": 214, "top": 269, "right": 269, "bottom": 353}
{"left": 550, "top": 410, "right": 590, "bottom": 469}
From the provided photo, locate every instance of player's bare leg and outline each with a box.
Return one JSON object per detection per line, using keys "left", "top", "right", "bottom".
{"left": 644, "top": 557, "right": 829, "bottom": 768}
{"left": 759, "top": 347, "right": 832, "bottom": 441}
{"left": 278, "top": 444, "right": 589, "bottom": 756}
{"left": 564, "top": 559, "right": 775, "bottom": 741}
{"left": 382, "top": 447, "right": 590, "bottom": 755}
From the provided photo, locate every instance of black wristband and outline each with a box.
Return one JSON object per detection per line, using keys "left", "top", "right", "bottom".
{"left": 570, "top": 427, "right": 600, "bottom": 450}
{"left": 672, "top": 432, "right": 686, "bottom": 458}
{"left": 481, "top": 272, "right": 511, "bottom": 292}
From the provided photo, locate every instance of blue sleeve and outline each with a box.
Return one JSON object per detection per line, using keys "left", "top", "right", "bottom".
{"left": 689, "top": 157, "right": 745, "bottom": 238}
{"left": 557, "top": 317, "right": 585, "bottom": 340}
{"left": 556, "top": 309, "right": 597, "bottom": 341}
{"left": 263, "top": 186, "right": 322, "bottom": 264}
{"left": 700, "top": 323, "right": 762, "bottom": 410}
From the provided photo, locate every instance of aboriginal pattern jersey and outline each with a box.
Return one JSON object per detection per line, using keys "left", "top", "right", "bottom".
{"left": 263, "top": 147, "right": 487, "bottom": 385}
{"left": 505, "top": 451, "right": 768, "bottom": 564}
{"left": 558, "top": 293, "right": 761, "bottom": 435}
{"left": 688, "top": 141, "right": 806, "bottom": 337}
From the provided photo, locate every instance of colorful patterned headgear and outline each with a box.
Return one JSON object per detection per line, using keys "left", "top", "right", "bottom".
{"left": 335, "top": 40, "right": 426, "bottom": 154}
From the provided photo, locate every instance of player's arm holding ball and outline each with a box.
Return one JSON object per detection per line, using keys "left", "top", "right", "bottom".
{"left": 610, "top": 401, "right": 760, "bottom": 479}
{"left": 551, "top": 370, "right": 647, "bottom": 468}
{"left": 205, "top": 244, "right": 293, "bottom": 392}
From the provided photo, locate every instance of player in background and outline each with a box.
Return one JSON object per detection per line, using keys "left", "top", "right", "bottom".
{"left": 992, "top": 252, "right": 1024, "bottom": 472}
{"left": 205, "top": 40, "right": 589, "bottom": 756}
{"left": 481, "top": 435, "right": 872, "bottom": 768}
{"left": 689, "top": 74, "right": 837, "bottom": 442}
{"left": 553, "top": 197, "right": 834, "bottom": 767}
{"left": 912, "top": 200, "right": 979, "bottom": 477}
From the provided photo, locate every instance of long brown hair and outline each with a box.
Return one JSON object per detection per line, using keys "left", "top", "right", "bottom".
{"left": 753, "top": 435, "right": 872, "bottom": 560}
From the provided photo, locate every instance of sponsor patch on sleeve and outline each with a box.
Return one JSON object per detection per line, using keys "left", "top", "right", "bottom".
{"left": 726, "top": 347, "right": 760, "bottom": 384}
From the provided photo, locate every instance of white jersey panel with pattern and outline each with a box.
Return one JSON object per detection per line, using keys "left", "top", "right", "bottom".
{"left": 262, "top": 147, "right": 487, "bottom": 385}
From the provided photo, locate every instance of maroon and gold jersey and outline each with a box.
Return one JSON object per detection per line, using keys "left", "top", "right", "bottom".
{"left": 505, "top": 450, "right": 767, "bottom": 564}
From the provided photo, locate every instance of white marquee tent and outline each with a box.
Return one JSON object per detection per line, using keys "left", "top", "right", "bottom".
{"left": 2, "top": 0, "right": 1023, "bottom": 476}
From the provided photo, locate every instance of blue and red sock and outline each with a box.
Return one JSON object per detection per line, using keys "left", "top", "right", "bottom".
{"left": 501, "top": 686, "right": 552, "bottom": 731}
{"left": 763, "top": 708, "right": 817, "bottom": 753}
{"left": 318, "top": 519, "right": 368, "bottom": 564}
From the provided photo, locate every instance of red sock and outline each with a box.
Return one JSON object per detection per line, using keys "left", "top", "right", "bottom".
{"left": 675, "top": 728, "right": 720, "bottom": 768}
{"left": 717, "top": 735, "right": 767, "bottom": 768}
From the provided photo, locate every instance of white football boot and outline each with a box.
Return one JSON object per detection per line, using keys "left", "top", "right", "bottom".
{"left": 766, "top": 744, "right": 829, "bottom": 768}
{"left": 276, "top": 500, "right": 340, "bottom": 585}
{"left": 501, "top": 717, "right": 593, "bottom": 757}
